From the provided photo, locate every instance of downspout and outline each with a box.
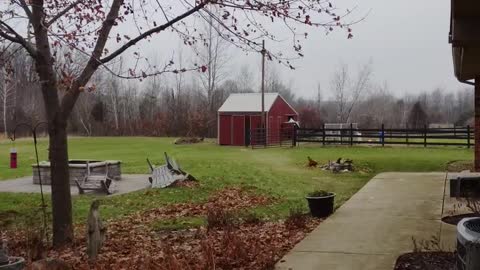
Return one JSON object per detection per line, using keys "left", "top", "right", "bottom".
{"left": 475, "top": 77, "right": 480, "bottom": 171}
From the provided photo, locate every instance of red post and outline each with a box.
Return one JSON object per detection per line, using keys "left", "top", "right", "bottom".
{"left": 475, "top": 77, "right": 480, "bottom": 171}
{"left": 10, "top": 148, "right": 17, "bottom": 169}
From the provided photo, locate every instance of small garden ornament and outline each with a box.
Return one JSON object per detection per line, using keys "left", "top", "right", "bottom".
{"left": 87, "top": 200, "right": 106, "bottom": 261}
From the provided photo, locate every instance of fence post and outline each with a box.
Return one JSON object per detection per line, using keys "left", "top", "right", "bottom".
{"left": 292, "top": 125, "right": 297, "bottom": 147}
{"left": 468, "top": 125, "right": 471, "bottom": 149}
{"left": 454, "top": 125, "right": 457, "bottom": 137}
{"left": 350, "top": 123, "right": 353, "bottom": 146}
{"left": 424, "top": 124, "right": 427, "bottom": 148}
{"left": 322, "top": 123, "right": 326, "bottom": 146}
{"left": 264, "top": 127, "right": 267, "bottom": 148}
{"left": 340, "top": 125, "right": 343, "bottom": 145}
{"left": 406, "top": 126, "right": 409, "bottom": 146}
{"left": 381, "top": 124, "right": 385, "bottom": 147}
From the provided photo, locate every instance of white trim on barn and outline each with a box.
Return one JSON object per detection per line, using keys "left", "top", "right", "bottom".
{"left": 275, "top": 94, "right": 299, "bottom": 115}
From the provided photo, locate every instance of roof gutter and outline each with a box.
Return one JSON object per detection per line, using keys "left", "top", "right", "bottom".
{"left": 460, "top": 79, "right": 475, "bottom": 86}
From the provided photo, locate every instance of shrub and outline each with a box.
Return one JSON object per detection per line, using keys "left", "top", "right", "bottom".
{"left": 206, "top": 207, "right": 235, "bottom": 231}
{"left": 218, "top": 227, "right": 249, "bottom": 269}
{"left": 307, "top": 190, "right": 331, "bottom": 197}
{"left": 240, "top": 211, "right": 262, "bottom": 225}
{"left": 284, "top": 207, "right": 307, "bottom": 230}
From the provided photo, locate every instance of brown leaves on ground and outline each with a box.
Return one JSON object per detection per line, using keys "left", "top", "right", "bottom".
{"left": 394, "top": 252, "right": 455, "bottom": 270}
{"left": 142, "top": 187, "right": 274, "bottom": 220}
{"left": 6, "top": 187, "right": 322, "bottom": 270}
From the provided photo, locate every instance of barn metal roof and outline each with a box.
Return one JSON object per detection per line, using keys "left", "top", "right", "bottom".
{"left": 218, "top": 93, "right": 280, "bottom": 112}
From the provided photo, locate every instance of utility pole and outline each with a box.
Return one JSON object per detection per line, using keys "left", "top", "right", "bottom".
{"left": 261, "top": 40, "right": 266, "bottom": 128}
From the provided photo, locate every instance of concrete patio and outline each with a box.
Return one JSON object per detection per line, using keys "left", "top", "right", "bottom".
{"left": 276, "top": 172, "right": 464, "bottom": 270}
{"left": 0, "top": 174, "right": 151, "bottom": 195}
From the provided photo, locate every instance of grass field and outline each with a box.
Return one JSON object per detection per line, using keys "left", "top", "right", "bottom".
{"left": 0, "top": 137, "right": 473, "bottom": 228}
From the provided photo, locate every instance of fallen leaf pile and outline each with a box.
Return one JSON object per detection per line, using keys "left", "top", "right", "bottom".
{"left": 147, "top": 187, "right": 275, "bottom": 219}
{"left": 6, "top": 187, "right": 321, "bottom": 270}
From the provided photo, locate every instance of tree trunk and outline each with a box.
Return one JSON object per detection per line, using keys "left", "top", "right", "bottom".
{"left": 475, "top": 77, "right": 480, "bottom": 172}
{"left": 34, "top": 51, "right": 74, "bottom": 248}
{"left": 2, "top": 87, "right": 6, "bottom": 137}
{"left": 49, "top": 117, "right": 74, "bottom": 247}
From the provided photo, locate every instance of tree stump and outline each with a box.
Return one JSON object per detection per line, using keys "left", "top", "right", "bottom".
{"left": 87, "top": 200, "right": 106, "bottom": 261}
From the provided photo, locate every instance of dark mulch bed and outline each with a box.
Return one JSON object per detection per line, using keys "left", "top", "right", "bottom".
{"left": 394, "top": 252, "right": 455, "bottom": 270}
{"left": 442, "top": 213, "right": 480, "bottom": 225}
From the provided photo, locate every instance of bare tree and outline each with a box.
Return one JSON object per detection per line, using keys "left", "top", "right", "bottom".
{"left": 196, "top": 8, "right": 230, "bottom": 137}
{"left": 0, "top": 61, "right": 15, "bottom": 137}
{"left": 316, "top": 82, "right": 322, "bottom": 112}
{"left": 331, "top": 64, "right": 349, "bottom": 122}
{"left": 0, "top": 0, "right": 354, "bottom": 246}
{"left": 104, "top": 61, "right": 125, "bottom": 133}
{"left": 331, "top": 63, "right": 372, "bottom": 122}
{"left": 198, "top": 7, "right": 229, "bottom": 111}
{"left": 237, "top": 65, "right": 255, "bottom": 93}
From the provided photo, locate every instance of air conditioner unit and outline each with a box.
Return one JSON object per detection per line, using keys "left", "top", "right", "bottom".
{"left": 457, "top": 217, "right": 480, "bottom": 270}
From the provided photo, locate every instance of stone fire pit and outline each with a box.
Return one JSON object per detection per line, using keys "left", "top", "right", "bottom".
{"left": 32, "top": 160, "right": 122, "bottom": 186}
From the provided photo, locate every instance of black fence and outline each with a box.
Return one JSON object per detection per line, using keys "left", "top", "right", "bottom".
{"left": 296, "top": 124, "right": 474, "bottom": 148}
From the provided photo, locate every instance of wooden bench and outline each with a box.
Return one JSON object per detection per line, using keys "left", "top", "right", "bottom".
{"left": 147, "top": 152, "right": 196, "bottom": 188}
{"left": 164, "top": 152, "right": 196, "bottom": 181}
{"left": 75, "top": 162, "right": 115, "bottom": 195}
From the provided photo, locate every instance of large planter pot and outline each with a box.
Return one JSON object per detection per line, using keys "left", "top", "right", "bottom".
{"left": 306, "top": 193, "right": 335, "bottom": 218}
{"left": 0, "top": 257, "right": 26, "bottom": 270}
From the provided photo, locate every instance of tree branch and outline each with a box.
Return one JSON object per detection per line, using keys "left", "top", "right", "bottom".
{"left": 46, "top": 0, "right": 83, "bottom": 27}
{"left": 60, "top": 0, "right": 123, "bottom": 115}
{"left": 17, "top": 0, "right": 33, "bottom": 20}
{"left": 0, "top": 29, "right": 19, "bottom": 43}
{"left": 100, "top": 0, "right": 210, "bottom": 64}
{"left": 0, "top": 21, "right": 37, "bottom": 57}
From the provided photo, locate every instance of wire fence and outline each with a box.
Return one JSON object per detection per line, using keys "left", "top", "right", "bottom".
{"left": 250, "top": 127, "right": 296, "bottom": 148}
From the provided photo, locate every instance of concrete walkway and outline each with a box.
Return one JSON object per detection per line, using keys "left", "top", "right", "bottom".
{"left": 276, "top": 172, "right": 460, "bottom": 270}
{"left": 0, "top": 174, "right": 150, "bottom": 195}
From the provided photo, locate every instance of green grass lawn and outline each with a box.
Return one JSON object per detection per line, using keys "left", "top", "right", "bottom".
{"left": 0, "top": 137, "right": 473, "bottom": 229}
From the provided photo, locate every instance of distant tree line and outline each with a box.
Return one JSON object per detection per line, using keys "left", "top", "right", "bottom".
{"left": 0, "top": 50, "right": 474, "bottom": 138}
{"left": 296, "top": 63, "right": 474, "bottom": 130}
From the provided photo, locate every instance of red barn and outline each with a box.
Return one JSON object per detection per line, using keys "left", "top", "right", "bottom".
{"left": 217, "top": 93, "right": 298, "bottom": 146}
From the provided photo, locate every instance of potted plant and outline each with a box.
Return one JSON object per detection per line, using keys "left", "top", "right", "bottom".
{"left": 0, "top": 240, "right": 25, "bottom": 270}
{"left": 306, "top": 190, "right": 336, "bottom": 218}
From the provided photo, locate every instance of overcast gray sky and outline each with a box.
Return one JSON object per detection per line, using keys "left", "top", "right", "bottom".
{"left": 130, "top": 0, "right": 464, "bottom": 100}
{"left": 244, "top": 0, "right": 463, "bottom": 99}
{"left": 299, "top": 0, "right": 463, "bottom": 99}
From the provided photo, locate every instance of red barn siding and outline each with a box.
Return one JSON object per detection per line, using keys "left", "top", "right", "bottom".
{"left": 268, "top": 96, "right": 298, "bottom": 121}
{"left": 250, "top": 115, "right": 262, "bottom": 129}
{"left": 218, "top": 95, "right": 298, "bottom": 146}
{"left": 232, "top": 115, "right": 245, "bottom": 145}
{"left": 267, "top": 97, "right": 298, "bottom": 144}
{"left": 219, "top": 115, "right": 232, "bottom": 145}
